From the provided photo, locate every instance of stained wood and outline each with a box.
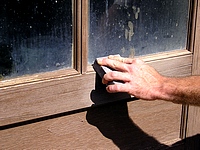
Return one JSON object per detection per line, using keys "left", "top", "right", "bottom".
{"left": 0, "top": 50, "right": 191, "bottom": 126}
{"left": 82, "top": 0, "right": 89, "bottom": 73}
{"left": 0, "top": 100, "right": 182, "bottom": 149}
{"left": 187, "top": 0, "right": 200, "bottom": 138}
{"left": 0, "top": 1, "right": 197, "bottom": 149}
{"left": 187, "top": 0, "right": 198, "bottom": 52}
{"left": 73, "top": 0, "right": 82, "bottom": 72}
{"left": 0, "top": 51, "right": 192, "bottom": 126}
{"left": 87, "top": 49, "right": 192, "bottom": 73}
{"left": 0, "top": 69, "right": 78, "bottom": 88}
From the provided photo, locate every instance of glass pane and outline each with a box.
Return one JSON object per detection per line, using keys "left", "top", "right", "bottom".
{"left": 88, "top": 0, "right": 189, "bottom": 64}
{"left": 0, "top": 0, "right": 72, "bottom": 79}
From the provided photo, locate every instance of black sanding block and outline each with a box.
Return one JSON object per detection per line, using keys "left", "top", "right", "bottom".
{"left": 92, "top": 56, "right": 124, "bottom": 85}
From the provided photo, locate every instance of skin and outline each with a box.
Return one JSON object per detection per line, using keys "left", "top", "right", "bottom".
{"left": 97, "top": 55, "right": 200, "bottom": 106}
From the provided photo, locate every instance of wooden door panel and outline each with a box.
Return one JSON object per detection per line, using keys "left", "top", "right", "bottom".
{"left": 0, "top": 100, "right": 183, "bottom": 149}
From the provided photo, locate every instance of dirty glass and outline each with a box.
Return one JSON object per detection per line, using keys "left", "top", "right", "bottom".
{"left": 88, "top": 0, "right": 189, "bottom": 64}
{"left": 0, "top": 0, "right": 72, "bottom": 79}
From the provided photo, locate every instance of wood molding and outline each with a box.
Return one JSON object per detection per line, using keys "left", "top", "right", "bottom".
{"left": 187, "top": 0, "right": 200, "bottom": 138}
{"left": 0, "top": 50, "right": 192, "bottom": 127}
{"left": 73, "top": 0, "right": 82, "bottom": 72}
{"left": 0, "top": 69, "right": 79, "bottom": 88}
{"left": 82, "top": 0, "right": 89, "bottom": 73}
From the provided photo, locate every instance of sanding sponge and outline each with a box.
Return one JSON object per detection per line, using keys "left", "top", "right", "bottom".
{"left": 92, "top": 56, "right": 124, "bottom": 85}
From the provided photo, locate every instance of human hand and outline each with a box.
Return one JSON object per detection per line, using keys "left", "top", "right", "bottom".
{"left": 97, "top": 55, "right": 165, "bottom": 100}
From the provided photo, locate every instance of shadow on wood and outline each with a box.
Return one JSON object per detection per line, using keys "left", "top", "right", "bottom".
{"left": 88, "top": 78, "right": 200, "bottom": 150}
{"left": 86, "top": 101, "right": 169, "bottom": 149}
{"left": 88, "top": 73, "right": 167, "bottom": 149}
{"left": 87, "top": 73, "right": 186, "bottom": 149}
{"left": 184, "top": 134, "right": 200, "bottom": 150}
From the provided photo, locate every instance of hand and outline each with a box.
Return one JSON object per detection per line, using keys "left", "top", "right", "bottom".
{"left": 98, "top": 55, "right": 165, "bottom": 100}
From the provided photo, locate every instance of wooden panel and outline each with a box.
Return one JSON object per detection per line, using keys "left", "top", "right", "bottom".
{"left": 187, "top": 0, "right": 200, "bottom": 138}
{"left": 87, "top": 49, "right": 192, "bottom": 73}
{"left": 160, "top": 65, "right": 192, "bottom": 77}
{"left": 147, "top": 55, "right": 192, "bottom": 73}
{"left": 82, "top": 0, "right": 89, "bottom": 73}
{"left": 0, "top": 100, "right": 183, "bottom": 149}
{"left": 0, "top": 50, "right": 192, "bottom": 127}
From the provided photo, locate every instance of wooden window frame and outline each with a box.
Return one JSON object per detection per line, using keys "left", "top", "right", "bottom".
{"left": 186, "top": 0, "right": 200, "bottom": 138}
{"left": 0, "top": 0, "right": 198, "bottom": 141}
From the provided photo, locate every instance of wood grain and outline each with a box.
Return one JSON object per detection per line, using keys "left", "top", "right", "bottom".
{"left": 0, "top": 0, "right": 197, "bottom": 149}
{"left": 0, "top": 100, "right": 182, "bottom": 149}
{"left": 82, "top": 0, "right": 89, "bottom": 73}
{"left": 187, "top": 0, "right": 200, "bottom": 138}
{"left": 73, "top": 0, "right": 82, "bottom": 72}
{"left": 0, "top": 69, "right": 78, "bottom": 88}
{"left": 0, "top": 51, "right": 192, "bottom": 127}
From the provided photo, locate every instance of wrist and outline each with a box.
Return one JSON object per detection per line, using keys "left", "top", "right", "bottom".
{"left": 156, "top": 77, "right": 178, "bottom": 102}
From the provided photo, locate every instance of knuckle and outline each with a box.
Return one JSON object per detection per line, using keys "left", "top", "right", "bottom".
{"left": 112, "top": 61, "right": 118, "bottom": 68}
{"left": 115, "top": 85, "right": 121, "bottom": 92}
{"left": 107, "top": 85, "right": 120, "bottom": 93}
{"left": 136, "top": 58, "right": 145, "bottom": 64}
{"left": 132, "top": 58, "right": 144, "bottom": 64}
{"left": 107, "top": 85, "right": 114, "bottom": 92}
{"left": 127, "top": 65, "right": 133, "bottom": 71}
{"left": 109, "top": 71, "right": 117, "bottom": 78}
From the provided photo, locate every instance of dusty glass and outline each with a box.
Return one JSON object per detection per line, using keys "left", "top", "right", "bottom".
{"left": 88, "top": 0, "right": 189, "bottom": 64}
{"left": 0, "top": 0, "right": 72, "bottom": 78}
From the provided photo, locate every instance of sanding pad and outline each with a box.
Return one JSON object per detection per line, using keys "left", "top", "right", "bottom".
{"left": 92, "top": 56, "right": 124, "bottom": 85}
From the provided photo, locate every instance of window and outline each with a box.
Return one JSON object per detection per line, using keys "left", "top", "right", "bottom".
{"left": 88, "top": 0, "right": 189, "bottom": 63}
{"left": 0, "top": 0, "right": 198, "bottom": 147}
{"left": 0, "top": 0, "right": 72, "bottom": 78}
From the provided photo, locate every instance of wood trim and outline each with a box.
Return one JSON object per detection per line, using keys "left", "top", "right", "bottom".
{"left": 0, "top": 50, "right": 192, "bottom": 127}
{"left": 82, "top": 0, "right": 89, "bottom": 73}
{"left": 191, "top": 0, "right": 200, "bottom": 76}
{"left": 187, "top": 0, "right": 198, "bottom": 52}
{"left": 0, "top": 69, "right": 79, "bottom": 88}
{"left": 87, "top": 49, "right": 192, "bottom": 73}
{"left": 179, "top": 0, "right": 199, "bottom": 139}
{"left": 144, "top": 51, "right": 192, "bottom": 73}
{"left": 187, "top": 0, "right": 200, "bottom": 138}
{"left": 73, "top": 0, "right": 82, "bottom": 72}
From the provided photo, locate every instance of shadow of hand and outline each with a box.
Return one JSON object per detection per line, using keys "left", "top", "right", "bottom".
{"left": 86, "top": 101, "right": 168, "bottom": 150}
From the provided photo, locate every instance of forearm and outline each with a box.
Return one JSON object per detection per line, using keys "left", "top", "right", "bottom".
{"left": 158, "top": 76, "right": 200, "bottom": 106}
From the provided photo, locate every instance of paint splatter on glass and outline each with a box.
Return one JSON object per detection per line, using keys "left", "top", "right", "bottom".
{"left": 88, "top": 0, "right": 189, "bottom": 64}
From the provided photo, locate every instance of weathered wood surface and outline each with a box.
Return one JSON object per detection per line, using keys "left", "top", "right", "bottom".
{"left": 0, "top": 100, "right": 182, "bottom": 149}
{"left": 187, "top": 0, "right": 200, "bottom": 138}
{"left": 0, "top": 50, "right": 192, "bottom": 127}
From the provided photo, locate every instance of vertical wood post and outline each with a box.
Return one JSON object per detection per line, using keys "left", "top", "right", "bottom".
{"left": 187, "top": 0, "right": 200, "bottom": 138}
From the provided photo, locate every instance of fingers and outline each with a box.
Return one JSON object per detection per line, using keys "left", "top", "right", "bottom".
{"left": 99, "top": 58, "right": 129, "bottom": 72}
{"left": 102, "top": 71, "right": 131, "bottom": 84}
{"left": 98, "top": 55, "right": 145, "bottom": 70}
{"left": 108, "top": 55, "right": 134, "bottom": 64}
{"left": 106, "top": 83, "right": 131, "bottom": 94}
{"left": 107, "top": 55, "right": 145, "bottom": 65}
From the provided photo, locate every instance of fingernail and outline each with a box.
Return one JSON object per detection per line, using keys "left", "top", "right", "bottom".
{"left": 97, "top": 58, "right": 102, "bottom": 65}
{"left": 108, "top": 55, "right": 114, "bottom": 59}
